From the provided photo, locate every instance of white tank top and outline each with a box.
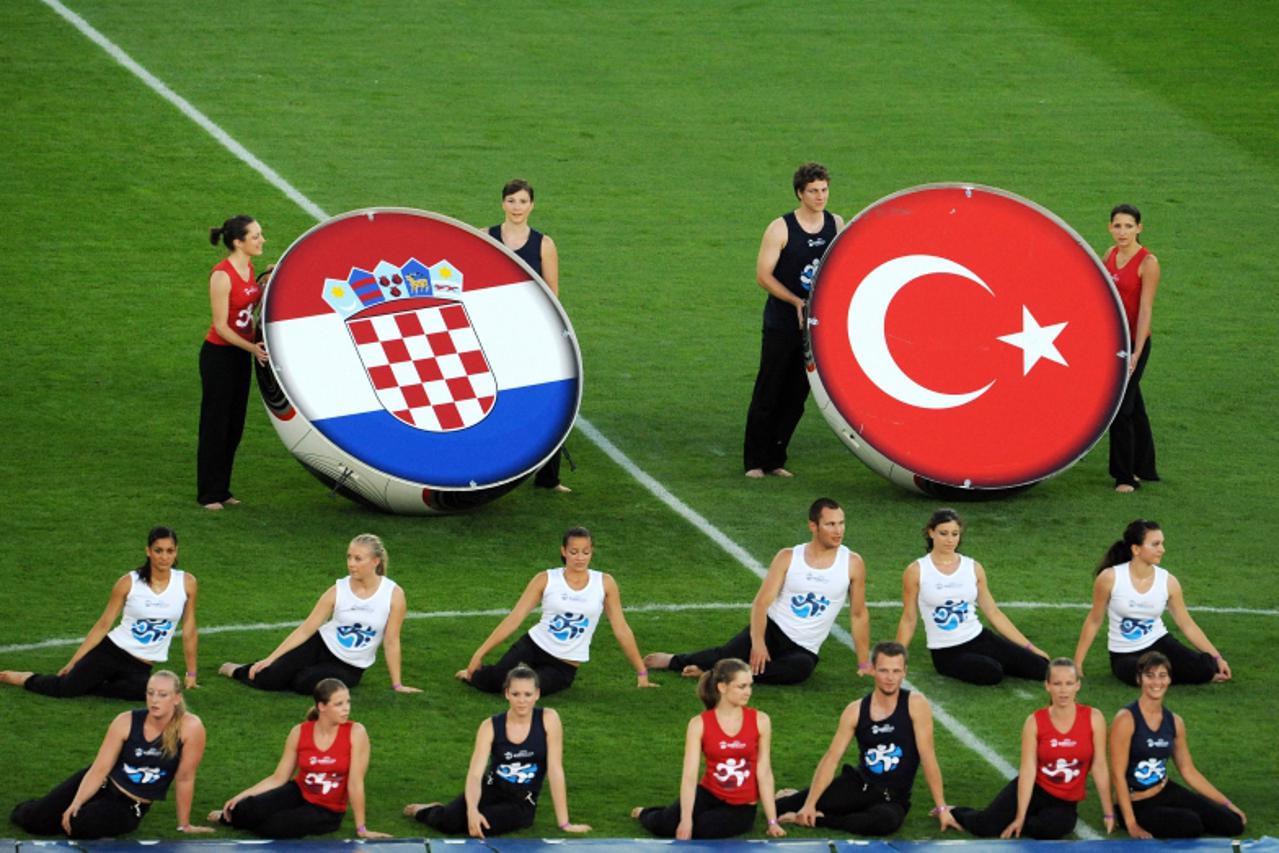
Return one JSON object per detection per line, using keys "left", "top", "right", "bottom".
{"left": 1107, "top": 562, "right": 1169, "bottom": 652}
{"left": 529, "top": 568, "right": 605, "bottom": 663}
{"left": 766, "top": 544, "right": 851, "bottom": 654}
{"left": 106, "top": 570, "right": 188, "bottom": 662}
{"left": 917, "top": 554, "right": 982, "bottom": 649}
{"left": 319, "top": 576, "right": 397, "bottom": 668}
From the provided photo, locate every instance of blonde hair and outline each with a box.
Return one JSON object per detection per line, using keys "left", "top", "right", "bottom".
{"left": 150, "top": 670, "right": 186, "bottom": 759}
{"left": 350, "top": 533, "right": 387, "bottom": 575}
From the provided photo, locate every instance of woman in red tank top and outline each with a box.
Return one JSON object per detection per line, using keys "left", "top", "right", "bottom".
{"left": 197, "top": 215, "right": 268, "bottom": 510}
{"left": 1103, "top": 204, "right": 1161, "bottom": 493}
{"left": 631, "top": 658, "right": 785, "bottom": 840}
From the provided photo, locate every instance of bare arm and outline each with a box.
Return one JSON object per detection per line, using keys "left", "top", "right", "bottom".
{"left": 675, "top": 715, "right": 704, "bottom": 840}
{"left": 540, "top": 234, "right": 559, "bottom": 297}
{"left": 1170, "top": 714, "right": 1245, "bottom": 824}
{"left": 1088, "top": 707, "right": 1115, "bottom": 834}
{"left": 172, "top": 714, "right": 209, "bottom": 831}
{"left": 209, "top": 269, "right": 267, "bottom": 361}
{"left": 1074, "top": 570, "right": 1114, "bottom": 679}
{"left": 1108, "top": 708, "right": 1146, "bottom": 837}
{"left": 62, "top": 712, "right": 130, "bottom": 833}
{"left": 1000, "top": 714, "right": 1038, "bottom": 838}
{"left": 181, "top": 573, "right": 200, "bottom": 689}
{"left": 974, "top": 563, "right": 1046, "bottom": 658}
{"left": 755, "top": 711, "right": 785, "bottom": 836}
{"left": 347, "top": 723, "right": 389, "bottom": 837}
{"left": 224, "top": 725, "right": 301, "bottom": 811}
{"left": 795, "top": 701, "right": 859, "bottom": 826}
{"left": 1165, "top": 575, "right": 1229, "bottom": 680}
{"left": 847, "top": 552, "right": 871, "bottom": 673}
{"left": 250, "top": 588, "right": 337, "bottom": 680}
{"left": 894, "top": 562, "right": 921, "bottom": 649}
{"left": 748, "top": 550, "right": 791, "bottom": 675}
{"left": 62, "top": 575, "right": 131, "bottom": 673}
{"left": 382, "top": 586, "right": 418, "bottom": 692}
{"left": 911, "top": 692, "right": 961, "bottom": 831}
{"left": 544, "top": 708, "right": 590, "bottom": 832}
{"left": 1131, "top": 253, "right": 1160, "bottom": 365}
{"left": 601, "top": 574, "right": 655, "bottom": 687}
{"left": 755, "top": 218, "right": 803, "bottom": 328}
{"left": 465, "top": 719, "right": 495, "bottom": 838}
{"left": 458, "top": 573, "right": 548, "bottom": 680}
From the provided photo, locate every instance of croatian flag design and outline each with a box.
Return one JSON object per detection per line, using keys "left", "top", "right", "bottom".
{"left": 262, "top": 211, "right": 580, "bottom": 489}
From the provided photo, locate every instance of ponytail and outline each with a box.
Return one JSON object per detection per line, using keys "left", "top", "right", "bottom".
{"left": 306, "top": 677, "right": 348, "bottom": 721}
{"left": 696, "top": 658, "right": 750, "bottom": 710}
{"left": 209, "top": 215, "right": 256, "bottom": 250}
{"left": 1097, "top": 519, "right": 1161, "bottom": 575}
{"left": 136, "top": 526, "right": 178, "bottom": 588}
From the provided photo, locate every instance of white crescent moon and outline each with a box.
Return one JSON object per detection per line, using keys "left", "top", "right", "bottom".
{"left": 847, "top": 254, "right": 996, "bottom": 410}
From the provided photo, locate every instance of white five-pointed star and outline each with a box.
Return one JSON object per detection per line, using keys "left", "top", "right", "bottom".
{"left": 997, "top": 306, "right": 1068, "bottom": 375}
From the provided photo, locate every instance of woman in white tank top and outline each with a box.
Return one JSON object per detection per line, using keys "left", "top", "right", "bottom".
{"left": 1074, "top": 519, "right": 1229, "bottom": 685}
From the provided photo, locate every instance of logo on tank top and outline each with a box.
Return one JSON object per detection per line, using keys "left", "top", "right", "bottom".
{"left": 870, "top": 723, "right": 896, "bottom": 735}
{"left": 497, "top": 761, "right": 538, "bottom": 784}
{"left": 1048, "top": 738, "right": 1077, "bottom": 749}
{"left": 864, "top": 743, "right": 903, "bottom": 774}
{"left": 130, "top": 618, "right": 174, "bottom": 644}
{"left": 790, "top": 592, "right": 830, "bottom": 618}
{"left": 1041, "top": 758, "right": 1080, "bottom": 783}
{"left": 1146, "top": 737, "right": 1169, "bottom": 749}
{"left": 134, "top": 746, "right": 163, "bottom": 758}
{"left": 1133, "top": 757, "right": 1166, "bottom": 787}
{"left": 303, "top": 771, "right": 345, "bottom": 795}
{"left": 309, "top": 755, "right": 337, "bottom": 766}
{"left": 713, "top": 758, "right": 751, "bottom": 788}
{"left": 547, "top": 612, "right": 590, "bottom": 641}
{"left": 335, "top": 622, "right": 378, "bottom": 648}
{"left": 800, "top": 260, "right": 820, "bottom": 292}
{"left": 931, "top": 600, "right": 969, "bottom": 630}
{"left": 122, "top": 763, "right": 165, "bottom": 786}
{"left": 1119, "top": 617, "right": 1155, "bottom": 641}
{"left": 719, "top": 740, "right": 747, "bottom": 750}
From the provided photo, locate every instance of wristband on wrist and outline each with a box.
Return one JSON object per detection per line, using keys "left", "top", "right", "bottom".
{"left": 767, "top": 818, "right": 778, "bottom": 826}
{"left": 1223, "top": 799, "right": 1233, "bottom": 808}
{"left": 858, "top": 660, "right": 872, "bottom": 671}
{"left": 392, "top": 683, "right": 403, "bottom": 690}
{"left": 357, "top": 824, "right": 367, "bottom": 834}
{"left": 637, "top": 669, "right": 648, "bottom": 677}
{"left": 1212, "top": 654, "right": 1222, "bottom": 661}
{"left": 1024, "top": 642, "right": 1033, "bottom": 650}
{"left": 559, "top": 820, "right": 571, "bottom": 830}
{"left": 929, "top": 805, "right": 951, "bottom": 817}
{"left": 1103, "top": 813, "right": 1115, "bottom": 820}
{"left": 185, "top": 671, "right": 196, "bottom": 678}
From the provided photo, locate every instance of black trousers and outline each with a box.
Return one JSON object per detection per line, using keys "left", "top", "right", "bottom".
{"left": 467, "top": 633, "right": 578, "bottom": 696}
{"left": 1109, "top": 339, "right": 1158, "bottom": 488}
{"left": 24, "top": 637, "right": 151, "bottom": 701}
{"left": 197, "top": 340, "right": 252, "bottom": 505}
{"left": 669, "top": 618, "right": 819, "bottom": 685}
{"left": 775, "top": 765, "right": 907, "bottom": 835}
{"left": 1110, "top": 634, "right": 1218, "bottom": 686}
{"left": 929, "top": 629, "right": 1049, "bottom": 686}
{"left": 220, "top": 781, "right": 342, "bottom": 838}
{"left": 1124, "top": 780, "right": 1244, "bottom": 839}
{"left": 233, "top": 633, "right": 365, "bottom": 695}
{"left": 953, "top": 777, "right": 1077, "bottom": 840}
{"left": 743, "top": 327, "right": 808, "bottom": 472}
{"left": 639, "top": 784, "right": 757, "bottom": 839}
{"left": 533, "top": 449, "right": 563, "bottom": 489}
{"left": 416, "top": 787, "right": 535, "bottom": 837}
{"left": 10, "top": 768, "right": 148, "bottom": 839}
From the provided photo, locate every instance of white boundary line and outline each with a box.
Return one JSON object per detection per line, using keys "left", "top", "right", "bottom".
{"left": 37, "top": 3, "right": 1272, "bottom": 837}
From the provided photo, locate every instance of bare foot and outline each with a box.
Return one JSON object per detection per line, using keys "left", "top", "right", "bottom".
{"left": 745, "top": 468, "right": 765, "bottom": 479}
{"left": 1114, "top": 484, "right": 1136, "bottom": 494}
{"left": 403, "top": 802, "right": 439, "bottom": 817}
{"left": 0, "top": 671, "right": 33, "bottom": 687}
{"left": 630, "top": 806, "right": 644, "bottom": 819}
{"left": 768, "top": 467, "right": 794, "bottom": 478}
{"left": 217, "top": 663, "right": 240, "bottom": 678}
{"left": 454, "top": 668, "right": 473, "bottom": 681}
{"left": 680, "top": 664, "right": 704, "bottom": 678}
{"left": 224, "top": 497, "right": 242, "bottom": 506}
{"left": 776, "top": 788, "right": 799, "bottom": 799}
{"left": 643, "top": 652, "right": 672, "bottom": 670}
{"left": 206, "top": 809, "right": 223, "bottom": 823}
{"left": 551, "top": 484, "right": 572, "bottom": 494}
{"left": 777, "top": 811, "right": 799, "bottom": 825}
{"left": 202, "top": 502, "right": 224, "bottom": 511}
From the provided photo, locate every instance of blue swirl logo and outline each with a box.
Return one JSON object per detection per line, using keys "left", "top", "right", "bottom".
{"left": 1133, "top": 758, "right": 1166, "bottom": 788}
{"left": 336, "top": 622, "right": 377, "bottom": 649}
{"left": 864, "top": 743, "right": 903, "bottom": 775}
{"left": 497, "top": 761, "right": 538, "bottom": 785}
{"left": 931, "top": 600, "right": 969, "bottom": 631}
{"left": 131, "top": 619, "right": 174, "bottom": 645}
{"left": 790, "top": 592, "right": 830, "bottom": 618}
{"left": 548, "top": 612, "right": 590, "bottom": 641}
{"left": 800, "top": 260, "right": 819, "bottom": 292}
{"left": 1120, "top": 617, "right": 1155, "bottom": 641}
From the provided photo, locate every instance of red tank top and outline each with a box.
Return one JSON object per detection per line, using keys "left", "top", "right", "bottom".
{"left": 206, "top": 257, "right": 260, "bottom": 345}
{"left": 1104, "top": 245, "right": 1150, "bottom": 342}
{"left": 1034, "top": 704, "right": 1093, "bottom": 802}
{"left": 294, "top": 720, "right": 352, "bottom": 812}
{"left": 698, "top": 706, "right": 759, "bottom": 805}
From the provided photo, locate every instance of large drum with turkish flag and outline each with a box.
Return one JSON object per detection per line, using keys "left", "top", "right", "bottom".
{"left": 806, "top": 184, "right": 1128, "bottom": 497}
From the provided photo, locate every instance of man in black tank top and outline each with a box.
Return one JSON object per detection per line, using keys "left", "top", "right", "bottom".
{"left": 743, "top": 163, "right": 844, "bottom": 478}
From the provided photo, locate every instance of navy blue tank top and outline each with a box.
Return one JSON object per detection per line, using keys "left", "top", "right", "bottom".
{"left": 489, "top": 225, "right": 544, "bottom": 276}
{"left": 762, "top": 210, "right": 837, "bottom": 331}
{"left": 854, "top": 688, "right": 920, "bottom": 800}
{"left": 1124, "top": 701, "right": 1175, "bottom": 792}
{"left": 107, "top": 709, "right": 182, "bottom": 801}
{"left": 486, "top": 707, "right": 548, "bottom": 806}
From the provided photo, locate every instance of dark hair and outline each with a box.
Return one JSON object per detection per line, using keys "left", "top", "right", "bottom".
{"left": 560, "top": 526, "right": 592, "bottom": 564}
{"left": 1136, "top": 650, "right": 1171, "bottom": 681}
{"left": 136, "top": 526, "right": 179, "bottom": 588}
{"left": 792, "top": 162, "right": 830, "bottom": 198}
{"left": 697, "top": 658, "right": 750, "bottom": 710}
{"left": 209, "top": 215, "right": 256, "bottom": 250}
{"left": 503, "top": 663, "right": 540, "bottom": 691}
{"left": 306, "top": 678, "right": 348, "bottom": 721}
{"left": 1097, "top": 519, "right": 1162, "bottom": 575}
{"left": 923, "top": 508, "right": 963, "bottom": 552}
{"left": 1110, "top": 204, "right": 1143, "bottom": 244}
{"left": 808, "top": 497, "right": 841, "bottom": 524}
{"left": 501, "top": 179, "right": 534, "bottom": 201}
{"left": 871, "top": 641, "right": 908, "bottom": 666}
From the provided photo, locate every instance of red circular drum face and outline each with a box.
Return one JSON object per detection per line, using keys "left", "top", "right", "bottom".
{"left": 808, "top": 185, "right": 1128, "bottom": 489}
{"left": 262, "top": 209, "right": 581, "bottom": 490}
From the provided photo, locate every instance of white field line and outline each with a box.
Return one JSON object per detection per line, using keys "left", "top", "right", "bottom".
{"left": 37, "top": 3, "right": 1272, "bottom": 837}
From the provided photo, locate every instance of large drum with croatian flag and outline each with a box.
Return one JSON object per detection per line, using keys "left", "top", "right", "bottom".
{"left": 258, "top": 208, "right": 581, "bottom": 514}
{"left": 806, "top": 184, "right": 1128, "bottom": 497}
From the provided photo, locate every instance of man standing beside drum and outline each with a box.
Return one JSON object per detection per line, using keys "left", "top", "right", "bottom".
{"left": 743, "top": 163, "right": 843, "bottom": 479}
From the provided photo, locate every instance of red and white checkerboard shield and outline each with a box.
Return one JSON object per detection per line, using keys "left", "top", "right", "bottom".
{"left": 345, "top": 299, "right": 496, "bottom": 432}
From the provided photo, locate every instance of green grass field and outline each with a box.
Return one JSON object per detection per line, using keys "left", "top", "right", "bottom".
{"left": 2, "top": 0, "right": 1277, "bottom": 842}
